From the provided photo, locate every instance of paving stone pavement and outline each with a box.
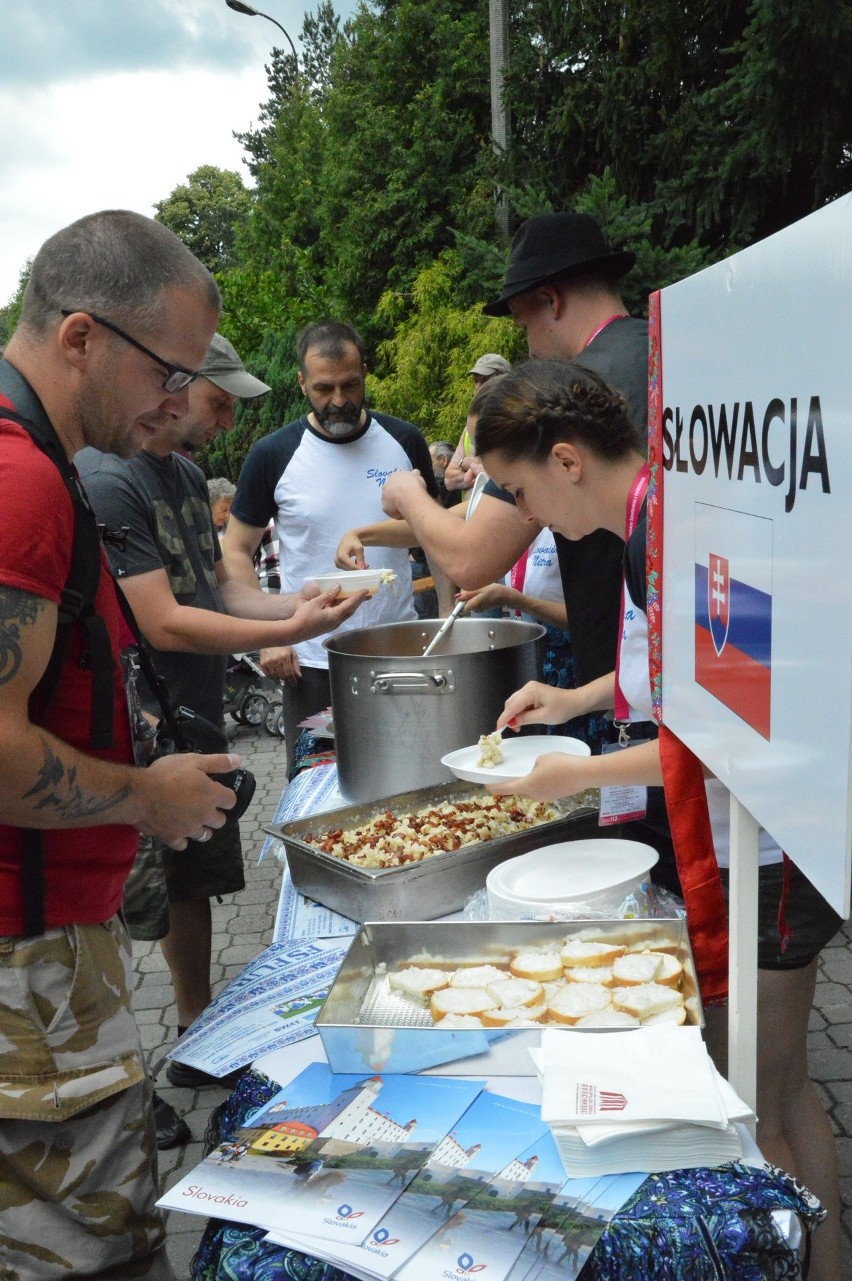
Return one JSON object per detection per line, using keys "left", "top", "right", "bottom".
{"left": 132, "top": 721, "right": 852, "bottom": 1279}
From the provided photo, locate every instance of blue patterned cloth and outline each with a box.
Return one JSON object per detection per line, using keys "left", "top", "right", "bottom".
{"left": 190, "top": 1071, "right": 823, "bottom": 1281}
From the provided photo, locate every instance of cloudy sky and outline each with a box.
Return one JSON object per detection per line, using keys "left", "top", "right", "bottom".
{"left": 0, "top": 0, "right": 354, "bottom": 305}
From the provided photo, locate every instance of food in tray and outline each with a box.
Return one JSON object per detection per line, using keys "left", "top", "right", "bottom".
{"left": 387, "top": 966, "right": 449, "bottom": 998}
{"left": 378, "top": 568, "right": 398, "bottom": 586}
{"left": 430, "top": 988, "right": 496, "bottom": 1020}
{"left": 548, "top": 982, "right": 612, "bottom": 1024}
{"left": 611, "top": 980, "right": 685, "bottom": 1020}
{"left": 476, "top": 730, "right": 504, "bottom": 768}
{"left": 449, "top": 964, "right": 507, "bottom": 988}
{"left": 510, "top": 950, "right": 564, "bottom": 982}
{"left": 482, "top": 1003, "right": 547, "bottom": 1027}
{"left": 611, "top": 951, "right": 683, "bottom": 988}
{"left": 302, "top": 794, "right": 558, "bottom": 868}
{"left": 387, "top": 942, "right": 688, "bottom": 1030}
{"left": 564, "top": 964, "right": 614, "bottom": 986}
{"left": 559, "top": 938, "right": 626, "bottom": 967}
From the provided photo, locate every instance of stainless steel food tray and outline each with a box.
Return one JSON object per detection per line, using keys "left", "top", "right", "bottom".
{"left": 265, "top": 780, "right": 600, "bottom": 923}
{"left": 315, "top": 919, "right": 703, "bottom": 1075}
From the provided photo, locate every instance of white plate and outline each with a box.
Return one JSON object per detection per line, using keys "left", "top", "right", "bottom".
{"left": 487, "top": 838, "right": 658, "bottom": 906}
{"left": 309, "top": 569, "right": 388, "bottom": 596}
{"left": 440, "top": 734, "right": 591, "bottom": 785}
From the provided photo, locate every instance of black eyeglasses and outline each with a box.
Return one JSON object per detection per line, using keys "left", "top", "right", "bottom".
{"left": 60, "top": 310, "right": 199, "bottom": 393}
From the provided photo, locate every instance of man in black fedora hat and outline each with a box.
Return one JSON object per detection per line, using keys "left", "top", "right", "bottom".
{"left": 377, "top": 209, "right": 678, "bottom": 889}
{"left": 380, "top": 211, "right": 649, "bottom": 689}
{"left": 481, "top": 211, "right": 647, "bottom": 434}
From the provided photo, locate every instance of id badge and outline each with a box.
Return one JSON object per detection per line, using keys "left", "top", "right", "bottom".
{"left": 599, "top": 737, "right": 648, "bottom": 825}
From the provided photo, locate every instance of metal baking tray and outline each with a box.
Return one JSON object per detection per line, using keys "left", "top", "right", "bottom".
{"left": 315, "top": 920, "right": 703, "bottom": 1075}
{"left": 265, "top": 780, "right": 600, "bottom": 923}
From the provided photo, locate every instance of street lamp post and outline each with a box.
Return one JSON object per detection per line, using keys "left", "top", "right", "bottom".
{"left": 488, "top": 0, "right": 510, "bottom": 238}
{"left": 224, "top": 0, "right": 298, "bottom": 66}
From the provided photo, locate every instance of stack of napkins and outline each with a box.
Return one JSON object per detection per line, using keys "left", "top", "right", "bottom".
{"left": 537, "top": 1026, "right": 754, "bottom": 1176}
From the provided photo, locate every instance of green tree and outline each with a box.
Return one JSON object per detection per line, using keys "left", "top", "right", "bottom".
{"left": 500, "top": 0, "right": 852, "bottom": 252}
{"left": 154, "top": 165, "right": 253, "bottom": 274}
{"left": 237, "top": 0, "right": 495, "bottom": 338}
{"left": 0, "top": 261, "right": 30, "bottom": 348}
{"left": 367, "top": 251, "right": 524, "bottom": 440}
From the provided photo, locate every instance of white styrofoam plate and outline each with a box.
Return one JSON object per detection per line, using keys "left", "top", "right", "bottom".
{"left": 487, "top": 838, "right": 659, "bottom": 906}
{"left": 441, "top": 734, "right": 591, "bottom": 785}
{"left": 309, "top": 568, "right": 388, "bottom": 596}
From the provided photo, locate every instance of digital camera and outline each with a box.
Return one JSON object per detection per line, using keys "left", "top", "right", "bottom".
{"left": 151, "top": 705, "right": 256, "bottom": 824}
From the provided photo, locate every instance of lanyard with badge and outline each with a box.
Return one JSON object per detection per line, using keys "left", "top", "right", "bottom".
{"left": 599, "top": 464, "right": 650, "bottom": 827}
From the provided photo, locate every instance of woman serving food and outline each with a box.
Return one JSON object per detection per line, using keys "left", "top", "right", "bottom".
{"left": 471, "top": 358, "right": 842, "bottom": 1281}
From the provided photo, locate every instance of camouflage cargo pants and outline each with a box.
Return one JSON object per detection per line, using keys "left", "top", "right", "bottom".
{"left": 0, "top": 918, "right": 175, "bottom": 1280}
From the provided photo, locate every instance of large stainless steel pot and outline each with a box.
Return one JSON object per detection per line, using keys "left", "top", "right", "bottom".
{"left": 324, "top": 618, "right": 545, "bottom": 802}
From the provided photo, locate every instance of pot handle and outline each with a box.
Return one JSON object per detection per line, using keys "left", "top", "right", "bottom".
{"left": 370, "top": 670, "right": 453, "bottom": 694}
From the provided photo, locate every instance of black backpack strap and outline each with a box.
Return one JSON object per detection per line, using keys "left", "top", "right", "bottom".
{"left": 0, "top": 408, "right": 114, "bottom": 748}
{"left": 0, "top": 404, "right": 115, "bottom": 935}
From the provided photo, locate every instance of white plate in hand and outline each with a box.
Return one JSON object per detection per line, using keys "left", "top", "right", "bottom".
{"left": 309, "top": 569, "right": 387, "bottom": 596}
{"left": 441, "top": 734, "right": 591, "bottom": 785}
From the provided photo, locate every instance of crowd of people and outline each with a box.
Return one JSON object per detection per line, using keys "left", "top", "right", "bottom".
{"left": 0, "top": 205, "right": 842, "bottom": 1281}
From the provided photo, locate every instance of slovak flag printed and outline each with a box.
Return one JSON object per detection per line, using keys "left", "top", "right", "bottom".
{"left": 694, "top": 503, "right": 773, "bottom": 740}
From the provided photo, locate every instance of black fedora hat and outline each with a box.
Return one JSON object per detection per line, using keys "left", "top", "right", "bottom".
{"left": 482, "top": 212, "right": 636, "bottom": 317}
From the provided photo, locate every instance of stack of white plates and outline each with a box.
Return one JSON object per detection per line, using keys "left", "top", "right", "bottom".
{"left": 486, "top": 839, "right": 659, "bottom": 918}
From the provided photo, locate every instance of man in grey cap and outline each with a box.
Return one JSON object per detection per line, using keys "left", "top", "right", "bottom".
{"left": 468, "top": 351, "right": 511, "bottom": 388}
{"left": 78, "top": 333, "right": 367, "bottom": 1144}
{"left": 444, "top": 352, "right": 512, "bottom": 492}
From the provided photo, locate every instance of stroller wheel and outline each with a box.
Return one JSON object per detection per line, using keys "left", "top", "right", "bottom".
{"left": 240, "top": 692, "right": 269, "bottom": 726}
{"left": 265, "top": 700, "right": 283, "bottom": 736}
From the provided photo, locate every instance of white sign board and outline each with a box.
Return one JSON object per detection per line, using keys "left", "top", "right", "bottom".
{"left": 658, "top": 194, "right": 852, "bottom": 915}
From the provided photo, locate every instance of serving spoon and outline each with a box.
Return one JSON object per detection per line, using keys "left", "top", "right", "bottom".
{"left": 422, "top": 599, "right": 466, "bottom": 657}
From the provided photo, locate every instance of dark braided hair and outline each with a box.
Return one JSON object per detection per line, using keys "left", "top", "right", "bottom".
{"left": 474, "top": 359, "right": 638, "bottom": 464}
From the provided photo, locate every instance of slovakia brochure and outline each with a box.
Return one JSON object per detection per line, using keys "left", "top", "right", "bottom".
{"left": 393, "top": 1126, "right": 578, "bottom": 1281}
{"left": 503, "top": 1171, "right": 647, "bottom": 1281}
{"left": 265, "top": 1090, "right": 550, "bottom": 1277}
{"left": 167, "top": 939, "right": 349, "bottom": 1078}
{"left": 263, "top": 1094, "right": 644, "bottom": 1281}
{"left": 157, "top": 1061, "right": 483, "bottom": 1247}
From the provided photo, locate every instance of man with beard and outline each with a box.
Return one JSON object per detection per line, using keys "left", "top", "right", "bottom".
{"left": 78, "top": 333, "right": 366, "bottom": 1142}
{"left": 222, "top": 321, "right": 440, "bottom": 767}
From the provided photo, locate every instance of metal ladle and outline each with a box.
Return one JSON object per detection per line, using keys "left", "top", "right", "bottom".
{"left": 421, "top": 599, "right": 466, "bottom": 657}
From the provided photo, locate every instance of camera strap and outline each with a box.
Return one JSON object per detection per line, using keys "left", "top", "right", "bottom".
{"left": 111, "top": 584, "right": 192, "bottom": 751}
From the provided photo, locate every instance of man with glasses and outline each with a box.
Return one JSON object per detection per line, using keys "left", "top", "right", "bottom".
{"left": 0, "top": 210, "right": 230, "bottom": 1279}
{"left": 78, "top": 335, "right": 365, "bottom": 1147}
{"left": 59, "top": 309, "right": 205, "bottom": 392}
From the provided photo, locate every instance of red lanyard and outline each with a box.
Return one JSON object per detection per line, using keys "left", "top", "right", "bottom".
{"left": 509, "top": 547, "right": 529, "bottom": 594}
{"left": 508, "top": 548, "right": 530, "bottom": 618}
{"left": 583, "top": 313, "right": 628, "bottom": 350}
{"left": 613, "top": 464, "right": 650, "bottom": 727}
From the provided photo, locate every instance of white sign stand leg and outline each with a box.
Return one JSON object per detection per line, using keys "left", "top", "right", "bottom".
{"left": 727, "top": 791, "right": 759, "bottom": 1129}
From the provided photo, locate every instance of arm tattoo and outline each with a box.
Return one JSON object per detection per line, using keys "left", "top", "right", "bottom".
{"left": 0, "top": 588, "right": 44, "bottom": 687}
{"left": 23, "top": 737, "right": 132, "bottom": 821}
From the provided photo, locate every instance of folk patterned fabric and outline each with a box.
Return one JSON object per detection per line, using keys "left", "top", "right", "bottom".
{"left": 192, "top": 1070, "right": 821, "bottom": 1281}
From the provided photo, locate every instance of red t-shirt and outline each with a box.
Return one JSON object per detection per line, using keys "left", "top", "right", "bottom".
{"left": 0, "top": 408, "right": 138, "bottom": 934}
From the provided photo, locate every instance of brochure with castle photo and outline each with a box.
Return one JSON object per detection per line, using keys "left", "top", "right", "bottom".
{"left": 503, "top": 1171, "right": 646, "bottom": 1281}
{"left": 265, "top": 1091, "right": 549, "bottom": 1278}
{"left": 157, "top": 1061, "right": 482, "bottom": 1246}
{"left": 393, "top": 1126, "right": 572, "bottom": 1281}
